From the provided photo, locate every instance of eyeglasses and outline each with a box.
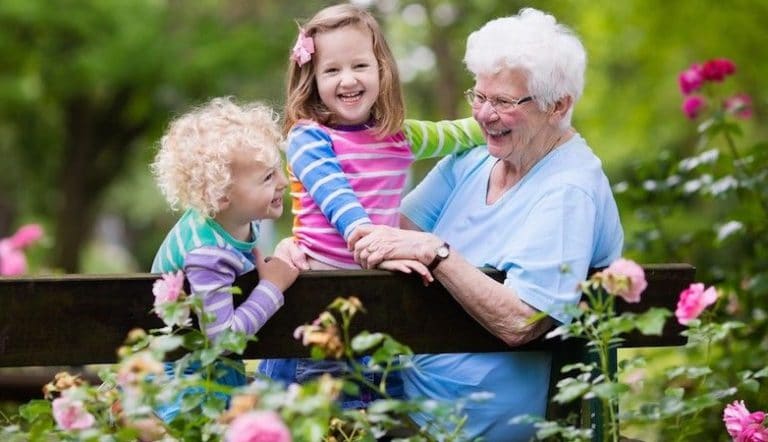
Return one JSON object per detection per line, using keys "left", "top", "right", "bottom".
{"left": 464, "top": 89, "right": 534, "bottom": 113}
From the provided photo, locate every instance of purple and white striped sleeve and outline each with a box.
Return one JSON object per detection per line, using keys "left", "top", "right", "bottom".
{"left": 184, "top": 247, "right": 284, "bottom": 341}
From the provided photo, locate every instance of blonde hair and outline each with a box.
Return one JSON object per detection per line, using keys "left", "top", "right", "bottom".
{"left": 284, "top": 4, "right": 404, "bottom": 137}
{"left": 151, "top": 97, "right": 283, "bottom": 218}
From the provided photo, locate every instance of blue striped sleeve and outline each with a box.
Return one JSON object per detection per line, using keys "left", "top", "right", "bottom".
{"left": 184, "top": 247, "right": 284, "bottom": 340}
{"left": 287, "top": 124, "right": 371, "bottom": 241}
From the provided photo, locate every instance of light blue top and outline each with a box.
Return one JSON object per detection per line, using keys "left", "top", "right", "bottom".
{"left": 400, "top": 134, "right": 623, "bottom": 441}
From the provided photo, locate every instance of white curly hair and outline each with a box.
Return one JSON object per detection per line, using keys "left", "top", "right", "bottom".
{"left": 151, "top": 96, "right": 283, "bottom": 218}
{"left": 464, "top": 8, "right": 586, "bottom": 127}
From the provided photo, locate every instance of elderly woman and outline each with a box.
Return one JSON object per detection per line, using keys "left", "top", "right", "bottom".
{"left": 346, "top": 8, "right": 624, "bottom": 441}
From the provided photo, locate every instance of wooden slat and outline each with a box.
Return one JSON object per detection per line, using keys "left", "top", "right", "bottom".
{"left": 0, "top": 264, "right": 694, "bottom": 367}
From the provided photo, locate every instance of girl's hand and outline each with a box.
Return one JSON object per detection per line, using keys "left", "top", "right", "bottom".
{"left": 377, "top": 259, "right": 434, "bottom": 286}
{"left": 254, "top": 248, "right": 299, "bottom": 292}
{"left": 272, "top": 237, "right": 310, "bottom": 271}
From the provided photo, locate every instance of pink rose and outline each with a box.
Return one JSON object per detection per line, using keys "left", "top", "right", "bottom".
{"left": 724, "top": 400, "right": 768, "bottom": 441}
{"left": 8, "top": 223, "right": 44, "bottom": 249}
{"left": 600, "top": 258, "right": 647, "bottom": 303}
{"left": 0, "top": 240, "right": 28, "bottom": 276}
{"left": 702, "top": 58, "right": 736, "bottom": 82}
{"left": 724, "top": 93, "right": 753, "bottom": 119}
{"left": 675, "top": 282, "right": 718, "bottom": 325}
{"left": 152, "top": 271, "right": 185, "bottom": 307}
{"left": 52, "top": 394, "right": 96, "bottom": 430}
{"left": 226, "top": 411, "right": 292, "bottom": 442}
{"left": 682, "top": 95, "right": 706, "bottom": 119}
{"left": 678, "top": 64, "right": 704, "bottom": 95}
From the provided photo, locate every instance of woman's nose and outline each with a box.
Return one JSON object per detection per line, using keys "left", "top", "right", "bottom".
{"left": 474, "top": 101, "right": 499, "bottom": 122}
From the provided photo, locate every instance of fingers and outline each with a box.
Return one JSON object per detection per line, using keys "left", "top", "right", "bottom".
{"left": 274, "top": 238, "right": 310, "bottom": 271}
{"left": 347, "top": 224, "right": 376, "bottom": 250}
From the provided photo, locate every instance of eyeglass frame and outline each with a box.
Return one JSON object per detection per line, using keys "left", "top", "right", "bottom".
{"left": 463, "top": 89, "right": 535, "bottom": 113}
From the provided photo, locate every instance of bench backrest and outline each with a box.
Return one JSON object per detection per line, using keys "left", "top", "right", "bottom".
{"left": 0, "top": 264, "right": 694, "bottom": 367}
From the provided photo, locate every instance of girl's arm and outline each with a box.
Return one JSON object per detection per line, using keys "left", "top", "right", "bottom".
{"left": 287, "top": 124, "right": 371, "bottom": 241}
{"left": 184, "top": 247, "right": 284, "bottom": 340}
{"left": 403, "top": 117, "right": 485, "bottom": 160}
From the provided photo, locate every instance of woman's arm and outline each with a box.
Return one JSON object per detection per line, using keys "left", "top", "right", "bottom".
{"left": 350, "top": 226, "right": 552, "bottom": 346}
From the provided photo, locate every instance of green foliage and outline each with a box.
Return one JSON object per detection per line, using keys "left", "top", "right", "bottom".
{"left": 0, "top": 291, "right": 467, "bottom": 441}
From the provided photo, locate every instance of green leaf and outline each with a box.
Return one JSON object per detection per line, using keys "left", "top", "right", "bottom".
{"left": 351, "top": 331, "right": 385, "bottom": 353}
{"left": 591, "top": 381, "right": 630, "bottom": 400}
{"left": 199, "top": 348, "right": 220, "bottom": 367}
{"left": 635, "top": 308, "right": 671, "bottom": 335}
{"left": 182, "top": 329, "right": 207, "bottom": 350}
{"left": 742, "top": 379, "right": 760, "bottom": 393}
{"left": 18, "top": 400, "right": 51, "bottom": 423}
{"left": 150, "top": 335, "right": 183, "bottom": 353}
{"left": 553, "top": 378, "right": 591, "bottom": 403}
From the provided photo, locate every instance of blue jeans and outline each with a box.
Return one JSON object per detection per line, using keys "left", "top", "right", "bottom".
{"left": 258, "top": 357, "right": 403, "bottom": 409}
{"left": 155, "top": 359, "right": 247, "bottom": 422}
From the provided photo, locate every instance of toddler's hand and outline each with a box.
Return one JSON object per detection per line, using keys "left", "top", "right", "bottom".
{"left": 377, "top": 259, "right": 434, "bottom": 286}
{"left": 273, "top": 237, "right": 310, "bottom": 271}
{"left": 254, "top": 249, "right": 299, "bottom": 292}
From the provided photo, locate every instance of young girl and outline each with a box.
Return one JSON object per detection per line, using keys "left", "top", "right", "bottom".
{"left": 151, "top": 96, "right": 299, "bottom": 421}
{"left": 259, "top": 4, "right": 483, "bottom": 408}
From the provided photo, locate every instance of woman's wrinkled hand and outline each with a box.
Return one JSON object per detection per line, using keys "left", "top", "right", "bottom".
{"left": 377, "top": 259, "right": 434, "bottom": 286}
{"left": 350, "top": 225, "right": 437, "bottom": 269}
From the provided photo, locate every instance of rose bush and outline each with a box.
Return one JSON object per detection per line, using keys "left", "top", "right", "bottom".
{"left": 611, "top": 56, "right": 766, "bottom": 440}
{"left": 0, "top": 273, "right": 466, "bottom": 442}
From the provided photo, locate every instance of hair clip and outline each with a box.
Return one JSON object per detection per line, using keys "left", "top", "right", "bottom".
{"left": 291, "top": 29, "right": 315, "bottom": 67}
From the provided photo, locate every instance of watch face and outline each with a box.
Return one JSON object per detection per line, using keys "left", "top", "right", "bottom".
{"left": 436, "top": 245, "right": 450, "bottom": 258}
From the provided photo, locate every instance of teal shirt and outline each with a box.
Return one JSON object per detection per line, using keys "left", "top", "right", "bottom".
{"left": 151, "top": 209, "right": 259, "bottom": 273}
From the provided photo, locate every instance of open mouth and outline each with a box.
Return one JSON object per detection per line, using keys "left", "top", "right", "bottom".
{"left": 338, "top": 91, "right": 363, "bottom": 103}
{"left": 485, "top": 128, "right": 512, "bottom": 138}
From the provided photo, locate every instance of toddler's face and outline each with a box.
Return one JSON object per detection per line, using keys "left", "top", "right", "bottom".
{"left": 225, "top": 151, "right": 287, "bottom": 222}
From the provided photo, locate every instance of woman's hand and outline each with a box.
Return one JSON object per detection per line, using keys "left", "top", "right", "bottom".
{"left": 350, "top": 225, "right": 440, "bottom": 269}
{"left": 377, "top": 259, "right": 434, "bottom": 285}
{"left": 272, "top": 237, "right": 310, "bottom": 271}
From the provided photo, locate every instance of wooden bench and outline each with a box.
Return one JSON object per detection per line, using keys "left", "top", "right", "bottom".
{"left": 0, "top": 264, "right": 694, "bottom": 428}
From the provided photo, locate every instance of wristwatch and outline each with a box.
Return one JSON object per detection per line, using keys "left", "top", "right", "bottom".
{"left": 427, "top": 242, "right": 450, "bottom": 272}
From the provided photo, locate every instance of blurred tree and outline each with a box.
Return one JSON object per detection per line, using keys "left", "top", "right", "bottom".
{"left": 0, "top": 0, "right": 315, "bottom": 271}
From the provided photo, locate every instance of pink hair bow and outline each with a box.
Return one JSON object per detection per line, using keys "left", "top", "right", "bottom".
{"left": 291, "top": 29, "right": 315, "bottom": 67}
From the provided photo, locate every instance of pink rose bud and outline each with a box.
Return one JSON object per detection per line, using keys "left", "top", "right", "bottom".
{"left": 702, "top": 58, "right": 736, "bottom": 82}
{"left": 152, "top": 271, "right": 186, "bottom": 307}
{"left": 8, "top": 224, "right": 44, "bottom": 249}
{"left": 52, "top": 393, "right": 96, "bottom": 430}
{"left": 226, "top": 410, "right": 292, "bottom": 442}
{"left": 682, "top": 95, "right": 706, "bottom": 119}
{"left": 0, "top": 240, "right": 28, "bottom": 276}
{"left": 601, "top": 258, "right": 647, "bottom": 303}
{"left": 675, "top": 282, "right": 718, "bottom": 325}
{"left": 678, "top": 64, "right": 704, "bottom": 95}
{"left": 724, "top": 93, "right": 753, "bottom": 119}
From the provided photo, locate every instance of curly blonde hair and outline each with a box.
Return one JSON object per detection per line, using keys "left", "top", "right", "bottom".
{"left": 151, "top": 97, "right": 283, "bottom": 218}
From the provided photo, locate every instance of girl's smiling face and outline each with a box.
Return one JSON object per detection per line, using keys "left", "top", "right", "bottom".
{"left": 313, "top": 25, "right": 380, "bottom": 126}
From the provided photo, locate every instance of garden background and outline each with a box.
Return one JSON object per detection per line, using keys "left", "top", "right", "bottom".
{"left": 1, "top": 0, "right": 766, "bottom": 440}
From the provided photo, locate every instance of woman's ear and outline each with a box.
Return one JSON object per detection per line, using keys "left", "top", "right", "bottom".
{"left": 549, "top": 95, "right": 573, "bottom": 122}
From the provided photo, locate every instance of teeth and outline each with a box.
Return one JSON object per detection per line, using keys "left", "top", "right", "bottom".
{"left": 486, "top": 129, "right": 511, "bottom": 137}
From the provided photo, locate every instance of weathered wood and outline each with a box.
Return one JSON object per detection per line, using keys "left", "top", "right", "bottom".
{"left": 0, "top": 264, "right": 694, "bottom": 368}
